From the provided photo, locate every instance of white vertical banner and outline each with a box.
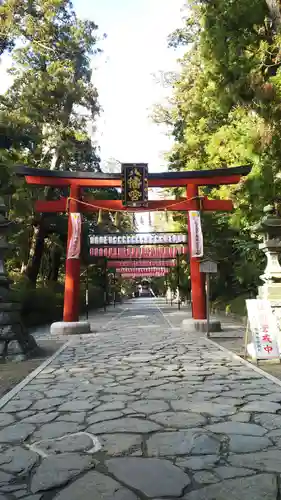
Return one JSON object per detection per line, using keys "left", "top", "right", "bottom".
{"left": 189, "top": 210, "right": 204, "bottom": 257}
{"left": 67, "top": 213, "right": 81, "bottom": 259}
{"left": 246, "top": 299, "right": 280, "bottom": 360}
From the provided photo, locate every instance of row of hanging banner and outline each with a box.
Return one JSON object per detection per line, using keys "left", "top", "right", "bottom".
{"left": 89, "top": 246, "right": 188, "bottom": 259}
{"left": 89, "top": 233, "right": 188, "bottom": 246}
{"left": 120, "top": 270, "right": 169, "bottom": 278}
{"left": 114, "top": 267, "right": 169, "bottom": 274}
{"left": 86, "top": 211, "right": 203, "bottom": 260}
{"left": 108, "top": 259, "right": 176, "bottom": 268}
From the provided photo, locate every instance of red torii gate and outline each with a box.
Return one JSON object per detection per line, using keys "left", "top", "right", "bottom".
{"left": 18, "top": 165, "right": 251, "bottom": 324}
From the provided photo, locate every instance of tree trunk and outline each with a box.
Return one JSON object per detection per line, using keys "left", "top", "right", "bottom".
{"left": 20, "top": 262, "right": 27, "bottom": 274}
{"left": 20, "top": 225, "right": 33, "bottom": 275}
{"left": 265, "top": 0, "right": 281, "bottom": 30}
{"left": 47, "top": 245, "right": 62, "bottom": 282}
{"left": 25, "top": 225, "right": 46, "bottom": 284}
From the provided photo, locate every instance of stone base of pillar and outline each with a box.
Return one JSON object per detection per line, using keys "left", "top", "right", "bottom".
{"left": 193, "top": 319, "right": 222, "bottom": 333}
{"left": 50, "top": 321, "right": 91, "bottom": 336}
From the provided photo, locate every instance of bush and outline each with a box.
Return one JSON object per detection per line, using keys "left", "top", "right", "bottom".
{"left": 79, "top": 284, "right": 105, "bottom": 312}
{"left": 211, "top": 294, "right": 248, "bottom": 317}
{"left": 10, "top": 279, "right": 64, "bottom": 327}
{"left": 9, "top": 277, "right": 107, "bottom": 328}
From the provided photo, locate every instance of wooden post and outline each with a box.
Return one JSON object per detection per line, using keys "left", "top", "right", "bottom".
{"left": 104, "top": 258, "right": 107, "bottom": 312}
{"left": 206, "top": 272, "right": 210, "bottom": 337}
{"left": 113, "top": 270, "right": 116, "bottom": 308}
{"left": 186, "top": 184, "right": 206, "bottom": 320}
{"left": 85, "top": 266, "right": 89, "bottom": 320}
{"left": 177, "top": 252, "right": 181, "bottom": 310}
{"left": 63, "top": 185, "right": 81, "bottom": 322}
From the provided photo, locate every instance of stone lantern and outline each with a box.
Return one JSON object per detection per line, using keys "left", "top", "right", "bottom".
{"left": 0, "top": 196, "right": 37, "bottom": 359}
{"left": 254, "top": 204, "right": 281, "bottom": 301}
{"left": 249, "top": 203, "right": 281, "bottom": 344}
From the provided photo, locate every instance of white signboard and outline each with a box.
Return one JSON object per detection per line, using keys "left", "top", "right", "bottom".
{"left": 200, "top": 260, "right": 217, "bottom": 274}
{"left": 189, "top": 211, "right": 203, "bottom": 258}
{"left": 89, "top": 233, "right": 187, "bottom": 246}
{"left": 246, "top": 299, "right": 280, "bottom": 360}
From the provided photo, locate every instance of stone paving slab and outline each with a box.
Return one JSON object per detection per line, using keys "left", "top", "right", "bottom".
{"left": 0, "top": 298, "right": 281, "bottom": 499}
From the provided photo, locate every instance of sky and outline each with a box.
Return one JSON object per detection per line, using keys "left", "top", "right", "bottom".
{"left": 73, "top": 0, "right": 185, "bottom": 172}
{"left": 72, "top": 0, "right": 186, "bottom": 230}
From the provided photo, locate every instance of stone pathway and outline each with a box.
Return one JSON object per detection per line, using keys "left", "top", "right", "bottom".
{"left": 0, "top": 298, "right": 281, "bottom": 499}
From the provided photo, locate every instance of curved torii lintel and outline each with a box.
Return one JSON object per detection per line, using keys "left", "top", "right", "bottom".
{"left": 16, "top": 165, "right": 251, "bottom": 188}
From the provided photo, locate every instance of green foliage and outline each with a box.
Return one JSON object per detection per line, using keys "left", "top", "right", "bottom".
{"left": 9, "top": 276, "right": 106, "bottom": 327}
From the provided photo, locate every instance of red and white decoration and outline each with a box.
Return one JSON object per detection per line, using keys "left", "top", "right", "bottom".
{"left": 67, "top": 213, "right": 81, "bottom": 259}
{"left": 109, "top": 260, "right": 176, "bottom": 268}
{"left": 119, "top": 267, "right": 168, "bottom": 274}
{"left": 90, "top": 246, "right": 188, "bottom": 259}
{"left": 246, "top": 299, "right": 280, "bottom": 360}
{"left": 189, "top": 211, "right": 203, "bottom": 258}
{"left": 121, "top": 270, "right": 169, "bottom": 278}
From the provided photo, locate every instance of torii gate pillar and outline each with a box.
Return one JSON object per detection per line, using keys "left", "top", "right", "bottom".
{"left": 63, "top": 185, "right": 81, "bottom": 323}
{"left": 187, "top": 184, "right": 206, "bottom": 320}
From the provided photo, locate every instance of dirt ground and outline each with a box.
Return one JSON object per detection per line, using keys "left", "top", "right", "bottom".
{"left": 0, "top": 339, "right": 64, "bottom": 399}
{"left": 212, "top": 323, "right": 281, "bottom": 382}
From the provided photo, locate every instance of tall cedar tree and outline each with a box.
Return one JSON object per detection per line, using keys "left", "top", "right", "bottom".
{"left": 156, "top": 0, "right": 281, "bottom": 305}
{"left": 0, "top": 0, "right": 101, "bottom": 283}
